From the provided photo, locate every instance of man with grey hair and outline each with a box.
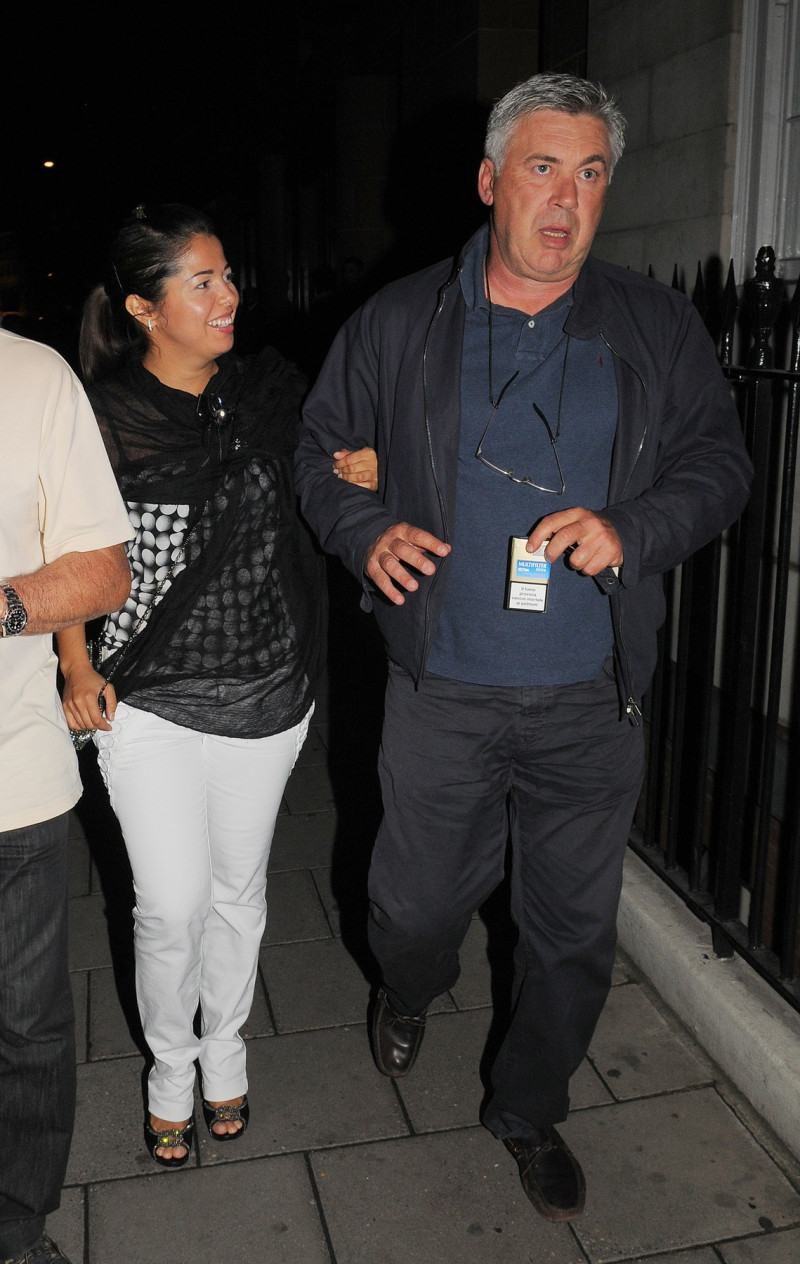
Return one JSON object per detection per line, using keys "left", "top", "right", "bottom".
{"left": 296, "top": 72, "right": 751, "bottom": 1220}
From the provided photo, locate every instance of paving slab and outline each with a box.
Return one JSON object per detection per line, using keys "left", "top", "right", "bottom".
{"left": 196, "top": 1025, "right": 407, "bottom": 1161}
{"left": 269, "top": 810, "right": 338, "bottom": 872}
{"left": 719, "top": 1227, "right": 800, "bottom": 1261}
{"left": 283, "top": 763, "right": 336, "bottom": 814}
{"left": 570, "top": 1059, "right": 616, "bottom": 1112}
{"left": 611, "top": 954, "right": 636, "bottom": 986}
{"left": 86, "top": 966, "right": 142, "bottom": 1060}
{"left": 311, "top": 864, "right": 342, "bottom": 934}
{"left": 625, "top": 1252, "right": 720, "bottom": 1263}
{"left": 243, "top": 968, "right": 275, "bottom": 1038}
{"left": 71, "top": 970, "right": 88, "bottom": 1064}
{"left": 42, "top": 1186, "right": 84, "bottom": 1264}
{"left": 87, "top": 1155, "right": 329, "bottom": 1263}
{"left": 265, "top": 868, "right": 333, "bottom": 943}
{"left": 449, "top": 915, "right": 495, "bottom": 1010}
{"left": 393, "top": 1006, "right": 615, "bottom": 1134}
{"left": 313, "top": 1126, "right": 586, "bottom": 1263}
{"left": 260, "top": 936, "right": 371, "bottom": 1031}
{"left": 568, "top": 1088, "right": 800, "bottom": 1261}
{"left": 66, "top": 1057, "right": 155, "bottom": 1184}
{"left": 68, "top": 893, "right": 114, "bottom": 970}
{"left": 588, "top": 980, "right": 713, "bottom": 1100}
{"left": 394, "top": 1008, "right": 494, "bottom": 1133}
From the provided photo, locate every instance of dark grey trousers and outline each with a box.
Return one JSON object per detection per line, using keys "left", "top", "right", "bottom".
{"left": 0, "top": 812, "right": 76, "bottom": 1257}
{"left": 367, "top": 664, "right": 644, "bottom": 1136}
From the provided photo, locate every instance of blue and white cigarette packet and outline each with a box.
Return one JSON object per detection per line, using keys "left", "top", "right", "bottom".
{"left": 505, "top": 536, "right": 550, "bottom": 612}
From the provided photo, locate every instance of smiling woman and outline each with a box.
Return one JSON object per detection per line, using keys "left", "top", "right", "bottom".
{"left": 57, "top": 203, "right": 377, "bottom": 1169}
{"left": 129, "top": 234, "right": 239, "bottom": 373}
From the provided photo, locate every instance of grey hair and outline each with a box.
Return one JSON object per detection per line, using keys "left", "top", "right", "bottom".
{"left": 484, "top": 73, "right": 626, "bottom": 178}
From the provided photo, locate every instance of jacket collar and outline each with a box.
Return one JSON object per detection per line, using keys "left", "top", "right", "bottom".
{"left": 566, "top": 254, "right": 650, "bottom": 370}
{"left": 454, "top": 231, "right": 619, "bottom": 341}
{"left": 448, "top": 232, "right": 650, "bottom": 374}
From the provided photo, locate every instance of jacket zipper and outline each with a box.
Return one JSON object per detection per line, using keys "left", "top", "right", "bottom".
{"left": 600, "top": 331, "right": 649, "bottom": 499}
{"left": 418, "top": 271, "right": 459, "bottom": 681}
{"left": 601, "top": 331, "right": 649, "bottom": 723}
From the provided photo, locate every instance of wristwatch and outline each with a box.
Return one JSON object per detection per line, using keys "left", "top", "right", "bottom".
{"left": 0, "top": 580, "right": 28, "bottom": 637}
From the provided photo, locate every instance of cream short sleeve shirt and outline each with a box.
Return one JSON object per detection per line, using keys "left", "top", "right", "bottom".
{"left": 0, "top": 329, "right": 133, "bottom": 831}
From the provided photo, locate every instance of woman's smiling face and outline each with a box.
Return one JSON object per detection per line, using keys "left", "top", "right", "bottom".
{"left": 147, "top": 234, "right": 238, "bottom": 366}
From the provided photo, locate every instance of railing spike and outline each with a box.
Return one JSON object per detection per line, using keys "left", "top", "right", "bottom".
{"left": 720, "top": 259, "right": 738, "bottom": 367}
{"left": 692, "top": 261, "right": 706, "bottom": 316}
{"left": 788, "top": 271, "right": 800, "bottom": 330}
{"left": 789, "top": 274, "right": 800, "bottom": 373}
{"left": 744, "top": 245, "right": 784, "bottom": 369}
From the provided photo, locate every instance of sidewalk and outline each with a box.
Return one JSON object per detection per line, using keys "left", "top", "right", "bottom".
{"left": 54, "top": 660, "right": 800, "bottom": 1263}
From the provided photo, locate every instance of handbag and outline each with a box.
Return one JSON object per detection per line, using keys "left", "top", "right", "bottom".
{"left": 69, "top": 511, "right": 203, "bottom": 750}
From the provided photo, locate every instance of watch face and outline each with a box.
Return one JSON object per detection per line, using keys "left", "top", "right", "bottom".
{"left": 4, "top": 604, "right": 27, "bottom": 634}
{"left": 1, "top": 586, "right": 27, "bottom": 636}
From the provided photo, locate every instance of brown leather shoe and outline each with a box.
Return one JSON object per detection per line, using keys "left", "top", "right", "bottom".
{"left": 370, "top": 988, "right": 427, "bottom": 1077}
{"left": 504, "top": 1127, "right": 586, "bottom": 1221}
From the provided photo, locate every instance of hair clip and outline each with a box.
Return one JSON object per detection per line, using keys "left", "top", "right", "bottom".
{"left": 134, "top": 205, "right": 147, "bottom": 220}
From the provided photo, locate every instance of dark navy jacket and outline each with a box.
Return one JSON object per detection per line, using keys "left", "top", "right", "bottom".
{"left": 295, "top": 232, "right": 753, "bottom": 714}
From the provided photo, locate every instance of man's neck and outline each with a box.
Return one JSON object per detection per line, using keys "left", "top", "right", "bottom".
{"left": 484, "top": 251, "right": 579, "bottom": 317}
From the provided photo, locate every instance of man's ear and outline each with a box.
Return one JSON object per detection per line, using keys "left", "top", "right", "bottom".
{"left": 477, "top": 158, "right": 495, "bottom": 207}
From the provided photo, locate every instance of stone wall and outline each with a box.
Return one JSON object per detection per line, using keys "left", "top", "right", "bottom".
{"left": 587, "top": 0, "right": 741, "bottom": 287}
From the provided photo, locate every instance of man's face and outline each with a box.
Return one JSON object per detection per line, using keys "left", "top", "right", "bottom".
{"left": 478, "top": 109, "right": 612, "bottom": 287}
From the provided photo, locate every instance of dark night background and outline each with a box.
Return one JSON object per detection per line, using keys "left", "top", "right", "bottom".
{"left": 3, "top": 3, "right": 580, "bottom": 368}
{"left": 4, "top": 6, "right": 327, "bottom": 354}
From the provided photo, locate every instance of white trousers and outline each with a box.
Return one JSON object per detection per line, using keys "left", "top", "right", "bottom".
{"left": 95, "top": 700, "right": 310, "bottom": 1118}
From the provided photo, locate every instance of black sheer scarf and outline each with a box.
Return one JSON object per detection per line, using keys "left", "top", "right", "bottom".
{"left": 87, "top": 348, "right": 325, "bottom": 738}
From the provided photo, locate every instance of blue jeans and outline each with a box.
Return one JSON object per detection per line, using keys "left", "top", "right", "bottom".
{"left": 0, "top": 813, "right": 76, "bottom": 1257}
{"left": 368, "top": 665, "right": 645, "bottom": 1134}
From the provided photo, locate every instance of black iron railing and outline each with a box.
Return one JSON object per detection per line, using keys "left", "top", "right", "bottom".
{"left": 630, "top": 246, "right": 800, "bottom": 1013}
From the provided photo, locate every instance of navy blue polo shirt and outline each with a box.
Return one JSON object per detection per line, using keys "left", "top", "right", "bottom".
{"left": 426, "top": 233, "right": 617, "bottom": 686}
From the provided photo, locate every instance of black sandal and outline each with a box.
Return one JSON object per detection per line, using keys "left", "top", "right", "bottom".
{"left": 202, "top": 1095, "right": 249, "bottom": 1141}
{"left": 144, "top": 1117, "right": 195, "bottom": 1168}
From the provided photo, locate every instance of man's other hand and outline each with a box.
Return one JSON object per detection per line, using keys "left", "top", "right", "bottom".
{"left": 365, "top": 523, "right": 451, "bottom": 606}
{"left": 527, "top": 508, "right": 623, "bottom": 576}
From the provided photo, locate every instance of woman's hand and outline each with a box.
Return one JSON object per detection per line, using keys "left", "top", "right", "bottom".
{"left": 333, "top": 447, "right": 378, "bottom": 491}
{"left": 60, "top": 661, "right": 116, "bottom": 733}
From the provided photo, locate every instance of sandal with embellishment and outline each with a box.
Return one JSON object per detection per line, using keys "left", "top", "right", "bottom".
{"left": 202, "top": 1094, "right": 249, "bottom": 1141}
{"left": 144, "top": 1116, "right": 195, "bottom": 1168}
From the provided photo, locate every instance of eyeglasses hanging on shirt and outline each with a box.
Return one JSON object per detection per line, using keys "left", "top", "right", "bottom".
{"left": 476, "top": 260, "right": 570, "bottom": 496}
{"left": 474, "top": 363, "right": 569, "bottom": 496}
